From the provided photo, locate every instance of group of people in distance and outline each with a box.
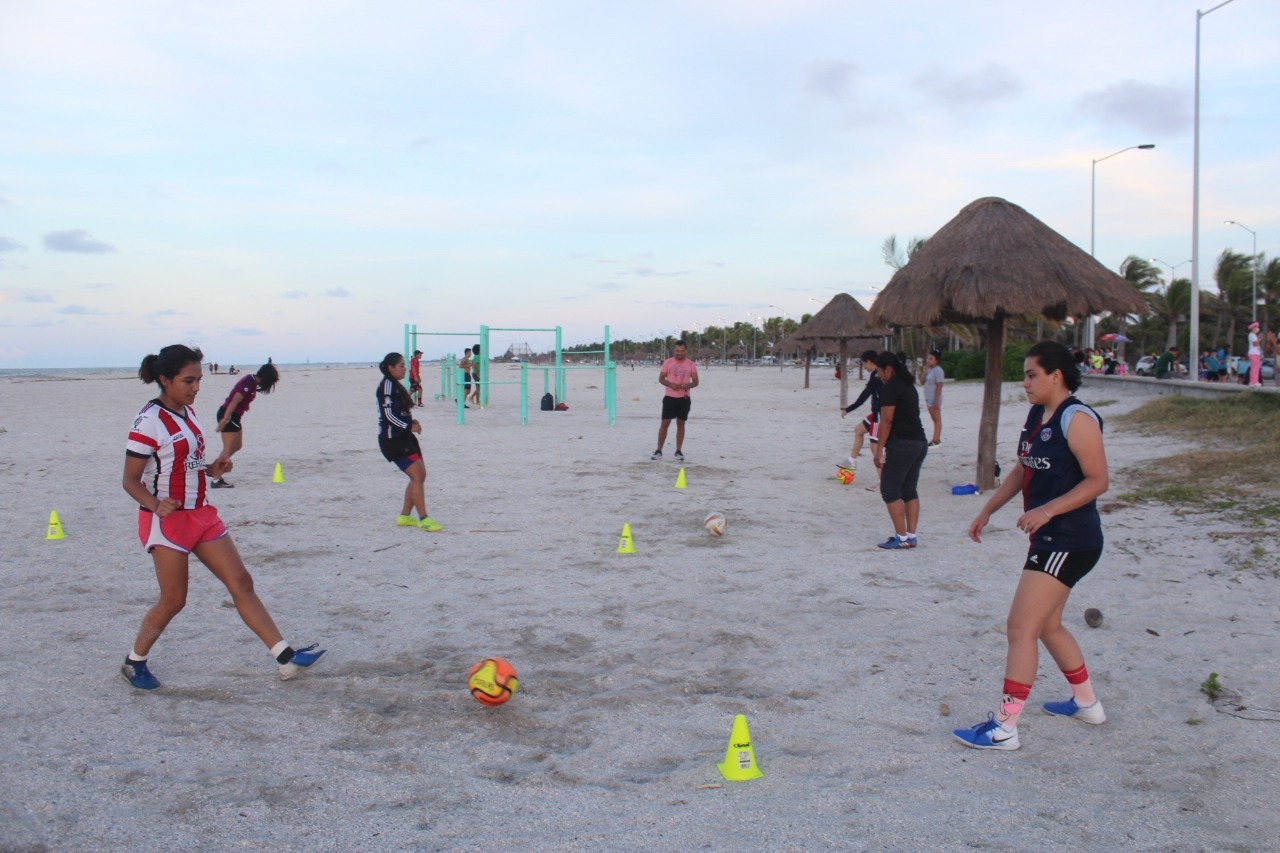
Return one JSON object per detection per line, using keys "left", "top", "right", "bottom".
{"left": 121, "top": 337, "right": 1108, "bottom": 754}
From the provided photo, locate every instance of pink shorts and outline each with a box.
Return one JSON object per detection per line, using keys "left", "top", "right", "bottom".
{"left": 137, "top": 506, "right": 228, "bottom": 554}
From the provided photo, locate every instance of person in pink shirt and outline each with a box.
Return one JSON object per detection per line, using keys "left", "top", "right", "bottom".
{"left": 651, "top": 340, "right": 699, "bottom": 461}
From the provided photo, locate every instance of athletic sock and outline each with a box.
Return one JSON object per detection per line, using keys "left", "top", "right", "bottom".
{"left": 1063, "top": 664, "right": 1097, "bottom": 706}
{"left": 271, "top": 640, "right": 295, "bottom": 665}
{"left": 996, "top": 678, "right": 1032, "bottom": 729}
{"left": 127, "top": 651, "right": 147, "bottom": 663}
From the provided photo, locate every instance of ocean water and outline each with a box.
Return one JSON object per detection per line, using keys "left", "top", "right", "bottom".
{"left": 0, "top": 362, "right": 377, "bottom": 380}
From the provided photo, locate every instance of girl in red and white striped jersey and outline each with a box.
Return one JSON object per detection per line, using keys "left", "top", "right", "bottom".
{"left": 120, "top": 344, "right": 325, "bottom": 691}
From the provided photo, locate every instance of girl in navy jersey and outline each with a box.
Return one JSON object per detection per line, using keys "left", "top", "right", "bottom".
{"left": 121, "top": 344, "right": 325, "bottom": 690}
{"left": 954, "top": 341, "right": 1109, "bottom": 750}
{"left": 377, "top": 352, "right": 443, "bottom": 531}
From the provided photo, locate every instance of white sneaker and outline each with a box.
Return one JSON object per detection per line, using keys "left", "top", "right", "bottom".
{"left": 1042, "top": 697, "right": 1106, "bottom": 725}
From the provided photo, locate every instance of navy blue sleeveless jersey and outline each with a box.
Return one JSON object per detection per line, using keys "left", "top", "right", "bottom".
{"left": 1018, "top": 396, "right": 1103, "bottom": 551}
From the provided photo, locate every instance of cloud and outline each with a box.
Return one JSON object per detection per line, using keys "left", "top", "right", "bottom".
{"left": 630, "top": 267, "right": 688, "bottom": 278}
{"left": 590, "top": 282, "right": 625, "bottom": 291}
{"left": 151, "top": 309, "right": 184, "bottom": 316}
{"left": 806, "top": 61, "right": 860, "bottom": 101}
{"left": 0, "top": 236, "right": 24, "bottom": 252}
{"left": 22, "top": 293, "right": 55, "bottom": 303}
{"left": 231, "top": 327, "right": 263, "bottom": 336}
{"left": 282, "top": 290, "right": 309, "bottom": 299}
{"left": 322, "top": 287, "right": 351, "bottom": 298}
{"left": 1076, "top": 80, "right": 1190, "bottom": 135}
{"left": 408, "top": 136, "right": 436, "bottom": 149}
{"left": 912, "top": 64, "right": 1021, "bottom": 107}
{"left": 43, "top": 230, "right": 116, "bottom": 253}
{"left": 84, "top": 282, "right": 115, "bottom": 290}
{"left": 55, "top": 304, "right": 103, "bottom": 315}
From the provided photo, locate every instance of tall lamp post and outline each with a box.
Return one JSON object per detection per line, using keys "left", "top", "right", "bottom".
{"left": 1224, "top": 220, "right": 1258, "bottom": 322}
{"left": 717, "top": 318, "right": 728, "bottom": 363}
{"left": 1192, "top": 0, "right": 1240, "bottom": 369}
{"left": 1149, "top": 257, "right": 1193, "bottom": 292}
{"left": 1090, "top": 143, "right": 1155, "bottom": 348}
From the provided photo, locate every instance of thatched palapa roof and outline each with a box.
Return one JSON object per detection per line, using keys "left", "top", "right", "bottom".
{"left": 793, "top": 293, "right": 889, "bottom": 341}
{"left": 791, "top": 293, "right": 889, "bottom": 400}
{"left": 868, "top": 196, "right": 1148, "bottom": 491}
{"left": 868, "top": 197, "right": 1147, "bottom": 327}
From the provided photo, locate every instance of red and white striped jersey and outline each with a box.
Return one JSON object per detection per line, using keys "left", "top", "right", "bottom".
{"left": 125, "top": 400, "right": 211, "bottom": 509}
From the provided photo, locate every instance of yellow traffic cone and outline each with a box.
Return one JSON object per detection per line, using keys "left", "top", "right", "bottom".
{"left": 273, "top": 462, "right": 285, "bottom": 483}
{"left": 717, "top": 714, "right": 763, "bottom": 781}
{"left": 46, "top": 510, "right": 65, "bottom": 541}
{"left": 616, "top": 523, "right": 635, "bottom": 554}
{"left": 675, "top": 468, "right": 687, "bottom": 489}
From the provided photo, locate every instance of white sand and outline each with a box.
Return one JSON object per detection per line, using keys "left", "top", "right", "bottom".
{"left": 2, "top": 363, "right": 1278, "bottom": 852}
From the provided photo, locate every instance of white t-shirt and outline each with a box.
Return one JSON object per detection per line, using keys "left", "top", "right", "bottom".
{"left": 923, "top": 365, "right": 945, "bottom": 406}
{"left": 1248, "top": 331, "right": 1261, "bottom": 356}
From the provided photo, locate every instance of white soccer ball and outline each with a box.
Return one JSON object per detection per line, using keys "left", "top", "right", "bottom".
{"left": 703, "top": 512, "right": 727, "bottom": 537}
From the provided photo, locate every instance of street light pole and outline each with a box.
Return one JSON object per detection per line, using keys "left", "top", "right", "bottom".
{"left": 1224, "top": 220, "right": 1258, "bottom": 323}
{"left": 1149, "top": 258, "right": 1193, "bottom": 293}
{"left": 1090, "top": 143, "right": 1155, "bottom": 348}
{"left": 1192, "top": 0, "right": 1239, "bottom": 365}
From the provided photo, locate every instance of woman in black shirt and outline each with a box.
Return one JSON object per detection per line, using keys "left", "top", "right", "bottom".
{"left": 871, "top": 351, "right": 928, "bottom": 549}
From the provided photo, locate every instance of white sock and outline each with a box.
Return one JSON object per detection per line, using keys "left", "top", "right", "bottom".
{"left": 128, "top": 650, "right": 147, "bottom": 662}
{"left": 270, "top": 640, "right": 290, "bottom": 659}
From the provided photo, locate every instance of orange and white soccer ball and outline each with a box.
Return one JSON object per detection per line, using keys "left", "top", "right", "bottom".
{"left": 703, "top": 512, "right": 727, "bottom": 537}
{"left": 467, "top": 657, "right": 519, "bottom": 707}
{"left": 836, "top": 467, "right": 855, "bottom": 485}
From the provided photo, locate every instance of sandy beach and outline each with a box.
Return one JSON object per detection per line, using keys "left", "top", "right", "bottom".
{"left": 2, "top": 361, "right": 1278, "bottom": 852}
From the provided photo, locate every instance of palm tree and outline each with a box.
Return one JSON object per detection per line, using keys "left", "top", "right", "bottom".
{"left": 1142, "top": 277, "right": 1191, "bottom": 351}
{"left": 1213, "top": 249, "right": 1253, "bottom": 353}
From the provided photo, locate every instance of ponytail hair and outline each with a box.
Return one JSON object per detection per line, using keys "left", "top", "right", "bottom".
{"left": 1027, "top": 341, "right": 1082, "bottom": 392}
{"left": 139, "top": 344, "right": 203, "bottom": 385}
{"left": 379, "top": 352, "right": 414, "bottom": 408}
{"left": 874, "top": 350, "right": 908, "bottom": 384}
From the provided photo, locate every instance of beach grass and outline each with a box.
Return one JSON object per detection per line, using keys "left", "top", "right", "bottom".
{"left": 1113, "top": 392, "right": 1280, "bottom": 518}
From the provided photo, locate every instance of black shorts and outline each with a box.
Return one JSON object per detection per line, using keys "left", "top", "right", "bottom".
{"left": 661, "top": 396, "right": 692, "bottom": 422}
{"left": 1022, "top": 547, "right": 1102, "bottom": 589}
{"left": 879, "top": 438, "right": 927, "bottom": 504}
{"left": 379, "top": 433, "right": 422, "bottom": 465}
{"left": 215, "top": 405, "right": 243, "bottom": 433}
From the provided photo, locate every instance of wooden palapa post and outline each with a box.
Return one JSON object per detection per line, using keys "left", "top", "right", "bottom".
{"left": 976, "top": 312, "right": 1006, "bottom": 492}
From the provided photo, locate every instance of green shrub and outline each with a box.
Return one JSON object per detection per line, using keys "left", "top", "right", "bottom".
{"left": 938, "top": 343, "right": 1030, "bottom": 381}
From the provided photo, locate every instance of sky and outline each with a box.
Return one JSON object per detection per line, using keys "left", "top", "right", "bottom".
{"left": 2, "top": 0, "right": 1277, "bottom": 367}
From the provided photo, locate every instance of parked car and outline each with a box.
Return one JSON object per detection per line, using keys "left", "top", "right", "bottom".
{"left": 1134, "top": 354, "right": 1190, "bottom": 377}
{"left": 814, "top": 357, "right": 832, "bottom": 366}
{"left": 1229, "top": 356, "right": 1275, "bottom": 383}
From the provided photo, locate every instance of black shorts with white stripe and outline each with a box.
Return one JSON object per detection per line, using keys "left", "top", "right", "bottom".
{"left": 1021, "top": 547, "right": 1102, "bottom": 589}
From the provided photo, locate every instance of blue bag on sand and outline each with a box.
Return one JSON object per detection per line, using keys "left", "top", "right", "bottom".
{"left": 951, "top": 483, "right": 980, "bottom": 495}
